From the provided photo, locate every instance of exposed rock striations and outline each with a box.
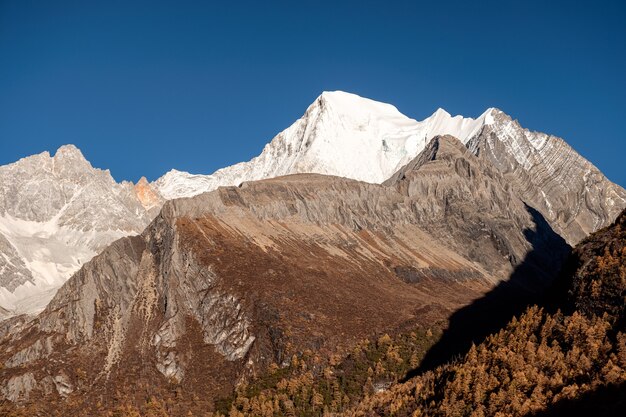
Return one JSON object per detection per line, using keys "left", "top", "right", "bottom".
{"left": 467, "top": 109, "right": 626, "bottom": 244}
{"left": 386, "top": 135, "right": 569, "bottom": 283}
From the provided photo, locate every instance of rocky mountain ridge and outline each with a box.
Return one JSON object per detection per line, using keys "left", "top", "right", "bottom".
{"left": 467, "top": 109, "right": 625, "bottom": 244}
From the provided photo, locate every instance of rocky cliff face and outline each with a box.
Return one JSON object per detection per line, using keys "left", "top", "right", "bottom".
{"left": 386, "top": 136, "right": 569, "bottom": 284}
{"left": 0, "top": 137, "right": 570, "bottom": 414}
{"left": 0, "top": 145, "right": 161, "bottom": 315}
{"left": 466, "top": 110, "right": 626, "bottom": 245}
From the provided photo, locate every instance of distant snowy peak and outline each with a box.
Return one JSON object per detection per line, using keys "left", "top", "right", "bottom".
{"left": 153, "top": 169, "right": 219, "bottom": 201}
{"left": 153, "top": 91, "right": 496, "bottom": 199}
{"left": 0, "top": 145, "right": 159, "bottom": 315}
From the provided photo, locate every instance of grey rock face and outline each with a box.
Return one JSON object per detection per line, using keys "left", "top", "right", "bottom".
{"left": 0, "top": 145, "right": 162, "bottom": 315}
{"left": 1, "top": 372, "right": 36, "bottom": 402}
{"left": 11, "top": 207, "right": 256, "bottom": 390}
{"left": 4, "top": 336, "right": 54, "bottom": 368}
{"left": 466, "top": 110, "right": 626, "bottom": 245}
{"left": 386, "top": 135, "right": 569, "bottom": 281}
{"left": 38, "top": 235, "right": 147, "bottom": 343}
{"left": 148, "top": 224, "right": 255, "bottom": 380}
{"left": 0, "top": 233, "right": 33, "bottom": 291}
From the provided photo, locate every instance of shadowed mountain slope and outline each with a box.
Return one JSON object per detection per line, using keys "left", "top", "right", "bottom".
{"left": 344, "top": 209, "right": 626, "bottom": 417}
{"left": 467, "top": 110, "right": 626, "bottom": 245}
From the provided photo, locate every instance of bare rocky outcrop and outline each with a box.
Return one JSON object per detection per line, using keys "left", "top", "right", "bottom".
{"left": 0, "top": 233, "right": 33, "bottom": 292}
{"left": 466, "top": 110, "right": 626, "bottom": 245}
{"left": 387, "top": 135, "right": 570, "bottom": 282}
{"left": 1, "top": 372, "right": 36, "bottom": 402}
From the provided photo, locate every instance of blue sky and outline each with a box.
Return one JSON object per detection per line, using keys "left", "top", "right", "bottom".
{"left": 1, "top": 0, "right": 625, "bottom": 186}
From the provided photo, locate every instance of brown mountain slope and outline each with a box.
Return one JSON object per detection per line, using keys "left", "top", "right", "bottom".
{"left": 344, "top": 209, "right": 626, "bottom": 417}
{"left": 0, "top": 137, "right": 569, "bottom": 416}
{"left": 193, "top": 211, "right": 624, "bottom": 417}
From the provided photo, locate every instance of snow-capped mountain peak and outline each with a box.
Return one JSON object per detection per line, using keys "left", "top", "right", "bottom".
{"left": 0, "top": 147, "right": 159, "bottom": 315}
{"left": 153, "top": 91, "right": 494, "bottom": 199}
{"left": 317, "top": 90, "right": 411, "bottom": 122}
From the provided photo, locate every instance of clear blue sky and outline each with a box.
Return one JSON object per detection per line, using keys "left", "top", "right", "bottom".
{"left": 1, "top": 0, "right": 625, "bottom": 186}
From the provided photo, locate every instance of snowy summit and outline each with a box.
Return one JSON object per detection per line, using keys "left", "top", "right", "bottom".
{"left": 154, "top": 91, "right": 496, "bottom": 199}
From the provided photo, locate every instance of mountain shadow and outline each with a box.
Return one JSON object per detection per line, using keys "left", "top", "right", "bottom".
{"left": 404, "top": 204, "right": 571, "bottom": 378}
{"left": 527, "top": 382, "right": 626, "bottom": 417}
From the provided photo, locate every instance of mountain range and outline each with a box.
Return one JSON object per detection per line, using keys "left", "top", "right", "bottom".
{"left": 1, "top": 91, "right": 624, "bottom": 319}
{"left": 0, "top": 92, "right": 625, "bottom": 416}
